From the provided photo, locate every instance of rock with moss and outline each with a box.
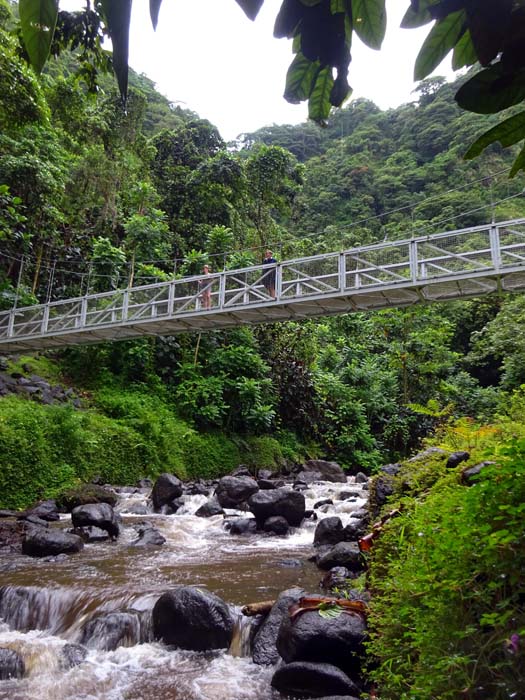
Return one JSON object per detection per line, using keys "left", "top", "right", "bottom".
{"left": 56, "top": 485, "right": 118, "bottom": 512}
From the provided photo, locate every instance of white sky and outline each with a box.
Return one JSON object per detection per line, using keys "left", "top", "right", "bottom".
{"left": 61, "top": 1, "right": 457, "bottom": 141}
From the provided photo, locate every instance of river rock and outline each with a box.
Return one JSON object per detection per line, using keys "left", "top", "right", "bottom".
{"left": 314, "top": 517, "right": 344, "bottom": 548}
{"left": 271, "top": 661, "right": 360, "bottom": 698}
{"left": 57, "top": 484, "right": 118, "bottom": 512}
{"left": 23, "top": 514, "right": 49, "bottom": 528}
{"left": 195, "top": 499, "right": 224, "bottom": 517}
{"left": 153, "top": 587, "right": 234, "bottom": 651}
{"left": 0, "top": 648, "right": 25, "bottom": 680}
{"left": 185, "top": 481, "right": 211, "bottom": 496}
{"left": 22, "top": 528, "right": 84, "bottom": 557}
{"left": 263, "top": 516, "right": 289, "bottom": 535}
{"left": 229, "top": 518, "right": 258, "bottom": 535}
{"left": 0, "top": 520, "right": 26, "bottom": 553}
{"left": 303, "top": 460, "right": 347, "bottom": 483}
{"left": 276, "top": 604, "right": 367, "bottom": 676}
{"left": 252, "top": 587, "right": 305, "bottom": 665}
{"left": 215, "top": 476, "right": 259, "bottom": 508}
{"left": 248, "top": 488, "right": 305, "bottom": 527}
{"left": 354, "top": 472, "right": 368, "bottom": 483}
{"left": 342, "top": 519, "right": 368, "bottom": 541}
{"left": 70, "top": 526, "right": 110, "bottom": 542}
{"left": 164, "top": 497, "right": 184, "bottom": 515}
{"left": 320, "top": 567, "right": 351, "bottom": 592}
{"left": 25, "top": 499, "right": 60, "bottom": 522}
{"left": 446, "top": 451, "right": 470, "bottom": 469}
{"left": 80, "top": 611, "right": 142, "bottom": 650}
{"left": 151, "top": 473, "right": 184, "bottom": 510}
{"left": 258, "top": 478, "right": 284, "bottom": 490}
{"left": 316, "top": 542, "right": 363, "bottom": 572}
{"left": 131, "top": 523, "right": 166, "bottom": 547}
{"left": 60, "top": 643, "right": 88, "bottom": 669}
{"left": 71, "top": 503, "right": 119, "bottom": 539}
{"left": 314, "top": 499, "right": 334, "bottom": 509}
{"left": 295, "top": 471, "right": 324, "bottom": 484}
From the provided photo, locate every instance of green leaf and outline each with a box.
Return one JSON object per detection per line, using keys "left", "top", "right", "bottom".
{"left": 150, "top": 0, "right": 163, "bottom": 29}
{"left": 452, "top": 28, "right": 477, "bottom": 70}
{"left": 100, "top": 0, "right": 133, "bottom": 98}
{"left": 19, "top": 0, "right": 59, "bottom": 74}
{"left": 401, "top": 2, "right": 433, "bottom": 29}
{"left": 308, "top": 66, "right": 334, "bottom": 122}
{"left": 352, "top": 0, "right": 386, "bottom": 50}
{"left": 414, "top": 10, "right": 465, "bottom": 81}
{"left": 330, "top": 0, "right": 346, "bottom": 13}
{"left": 285, "top": 52, "right": 321, "bottom": 103}
{"left": 510, "top": 142, "right": 525, "bottom": 177}
{"left": 235, "top": 0, "right": 265, "bottom": 20}
{"left": 455, "top": 64, "right": 525, "bottom": 115}
{"left": 465, "top": 111, "right": 525, "bottom": 160}
{"left": 318, "top": 603, "right": 343, "bottom": 619}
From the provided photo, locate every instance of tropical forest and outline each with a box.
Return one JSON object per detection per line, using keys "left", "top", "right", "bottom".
{"left": 0, "top": 1, "right": 524, "bottom": 699}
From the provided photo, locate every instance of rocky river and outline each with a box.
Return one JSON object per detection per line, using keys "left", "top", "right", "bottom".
{"left": 0, "top": 464, "right": 371, "bottom": 700}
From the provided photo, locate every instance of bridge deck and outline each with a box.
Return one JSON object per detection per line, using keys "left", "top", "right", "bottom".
{"left": 1, "top": 219, "right": 525, "bottom": 353}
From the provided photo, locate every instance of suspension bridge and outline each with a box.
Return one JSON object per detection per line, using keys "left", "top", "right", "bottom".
{"left": 1, "top": 218, "right": 525, "bottom": 354}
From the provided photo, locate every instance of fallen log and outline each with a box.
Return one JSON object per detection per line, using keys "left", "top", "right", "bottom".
{"left": 241, "top": 600, "right": 275, "bottom": 617}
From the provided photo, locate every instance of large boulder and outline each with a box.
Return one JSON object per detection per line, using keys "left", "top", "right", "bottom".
{"left": 152, "top": 587, "right": 234, "bottom": 651}
{"left": 25, "top": 499, "right": 60, "bottom": 522}
{"left": 57, "top": 485, "right": 118, "bottom": 512}
{"left": 271, "top": 661, "right": 360, "bottom": 698}
{"left": 80, "top": 611, "right": 142, "bottom": 650}
{"left": 276, "top": 604, "right": 367, "bottom": 675}
{"left": 22, "top": 528, "right": 84, "bottom": 557}
{"left": 0, "top": 648, "right": 25, "bottom": 680}
{"left": 151, "top": 473, "right": 184, "bottom": 511}
{"left": 248, "top": 488, "right": 305, "bottom": 527}
{"left": 316, "top": 542, "right": 363, "bottom": 572}
{"left": 303, "top": 460, "right": 347, "bottom": 483}
{"left": 263, "top": 516, "right": 289, "bottom": 536}
{"left": 215, "top": 476, "right": 259, "bottom": 509}
{"left": 252, "top": 588, "right": 304, "bottom": 665}
{"left": 314, "top": 517, "right": 345, "bottom": 548}
{"left": 71, "top": 503, "right": 119, "bottom": 539}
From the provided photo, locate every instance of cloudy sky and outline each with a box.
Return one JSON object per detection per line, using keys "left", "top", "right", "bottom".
{"left": 62, "top": 1, "right": 457, "bottom": 140}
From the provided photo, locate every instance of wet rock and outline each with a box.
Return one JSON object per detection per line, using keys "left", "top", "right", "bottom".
{"left": 0, "top": 520, "right": 25, "bottom": 554}
{"left": 258, "top": 479, "right": 282, "bottom": 490}
{"left": 342, "top": 520, "right": 367, "bottom": 541}
{"left": 57, "top": 484, "right": 118, "bottom": 512}
{"left": 71, "top": 503, "right": 119, "bottom": 539}
{"left": 23, "top": 514, "right": 49, "bottom": 528}
{"left": 248, "top": 488, "right": 306, "bottom": 527}
{"left": 231, "top": 465, "right": 253, "bottom": 478}
{"left": 153, "top": 586, "right": 234, "bottom": 651}
{"left": 354, "top": 472, "right": 368, "bottom": 483}
{"left": 215, "top": 476, "right": 259, "bottom": 509}
{"left": 314, "top": 517, "right": 344, "bottom": 548}
{"left": 320, "top": 567, "right": 351, "bottom": 592}
{"left": 295, "top": 471, "right": 324, "bottom": 484}
{"left": 137, "top": 478, "right": 153, "bottom": 488}
{"left": 276, "top": 603, "right": 367, "bottom": 676}
{"left": 461, "top": 461, "right": 495, "bottom": 485}
{"left": 0, "top": 648, "right": 25, "bottom": 680}
{"left": 164, "top": 497, "right": 184, "bottom": 515}
{"left": 229, "top": 518, "right": 258, "bottom": 535}
{"left": 26, "top": 499, "right": 60, "bottom": 522}
{"left": 257, "top": 469, "right": 273, "bottom": 480}
{"left": 349, "top": 509, "right": 368, "bottom": 521}
{"left": 195, "top": 499, "right": 224, "bottom": 518}
{"left": 304, "top": 510, "right": 317, "bottom": 521}
{"left": 22, "top": 528, "right": 84, "bottom": 557}
{"left": 314, "top": 499, "right": 334, "bottom": 509}
{"left": 446, "top": 451, "right": 470, "bottom": 469}
{"left": 293, "top": 481, "right": 308, "bottom": 492}
{"left": 185, "top": 481, "right": 211, "bottom": 496}
{"left": 131, "top": 523, "right": 166, "bottom": 547}
{"left": 316, "top": 542, "right": 363, "bottom": 572}
{"left": 71, "top": 525, "right": 110, "bottom": 543}
{"left": 151, "top": 473, "right": 184, "bottom": 511}
{"left": 263, "top": 516, "right": 289, "bottom": 535}
{"left": 302, "top": 460, "right": 347, "bottom": 483}
{"left": 0, "top": 510, "right": 18, "bottom": 519}
{"left": 60, "top": 643, "right": 88, "bottom": 669}
{"left": 338, "top": 491, "right": 361, "bottom": 500}
{"left": 252, "top": 587, "right": 305, "bottom": 665}
{"left": 380, "top": 463, "right": 401, "bottom": 476}
{"left": 126, "top": 504, "right": 150, "bottom": 515}
{"left": 80, "top": 611, "right": 142, "bottom": 650}
{"left": 271, "top": 661, "right": 360, "bottom": 698}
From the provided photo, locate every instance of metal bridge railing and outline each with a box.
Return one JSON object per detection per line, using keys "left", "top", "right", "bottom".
{"left": 1, "top": 218, "right": 525, "bottom": 344}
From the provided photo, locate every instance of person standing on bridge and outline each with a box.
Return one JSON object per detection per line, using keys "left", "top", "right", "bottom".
{"left": 262, "top": 249, "right": 277, "bottom": 299}
{"left": 198, "top": 264, "right": 212, "bottom": 310}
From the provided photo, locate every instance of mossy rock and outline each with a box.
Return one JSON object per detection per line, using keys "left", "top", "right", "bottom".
{"left": 56, "top": 484, "right": 118, "bottom": 512}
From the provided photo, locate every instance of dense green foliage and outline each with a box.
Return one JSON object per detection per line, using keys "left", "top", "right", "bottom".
{"left": 367, "top": 401, "right": 525, "bottom": 699}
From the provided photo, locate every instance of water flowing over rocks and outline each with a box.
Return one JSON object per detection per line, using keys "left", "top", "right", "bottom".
{"left": 79, "top": 611, "right": 145, "bottom": 650}
{"left": 0, "top": 647, "right": 25, "bottom": 680}
{"left": 195, "top": 498, "right": 225, "bottom": 518}
{"left": 152, "top": 586, "right": 235, "bottom": 651}
{"left": 130, "top": 522, "right": 166, "bottom": 547}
